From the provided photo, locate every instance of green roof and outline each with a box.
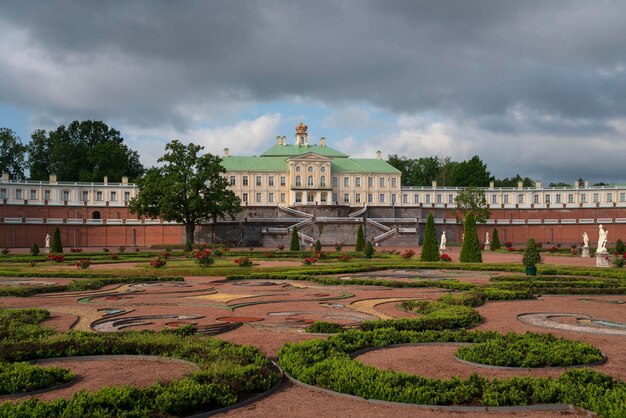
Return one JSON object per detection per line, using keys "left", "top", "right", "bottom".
{"left": 221, "top": 156, "right": 288, "bottom": 172}
{"left": 331, "top": 158, "right": 400, "bottom": 174}
{"left": 261, "top": 144, "right": 348, "bottom": 158}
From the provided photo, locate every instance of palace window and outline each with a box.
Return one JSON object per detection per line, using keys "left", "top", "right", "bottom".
{"left": 545, "top": 194, "right": 551, "bottom": 204}
{"left": 581, "top": 194, "right": 587, "bottom": 203}
{"left": 110, "top": 191, "right": 117, "bottom": 201}
{"left": 379, "top": 194, "right": 385, "bottom": 203}
{"left": 607, "top": 193, "right": 613, "bottom": 203}
{"left": 242, "top": 193, "right": 248, "bottom": 203}
{"left": 555, "top": 194, "right": 561, "bottom": 203}
{"left": 368, "top": 193, "right": 373, "bottom": 203}
{"left": 332, "top": 193, "right": 338, "bottom": 202}
{"left": 356, "top": 193, "right": 361, "bottom": 203}
{"left": 503, "top": 194, "right": 509, "bottom": 204}
{"left": 391, "top": 194, "right": 397, "bottom": 204}
{"left": 414, "top": 194, "right": 419, "bottom": 203}
{"left": 295, "top": 165, "right": 301, "bottom": 173}
{"left": 124, "top": 192, "right": 131, "bottom": 202}
{"left": 356, "top": 177, "right": 361, "bottom": 187}
{"left": 268, "top": 193, "right": 274, "bottom": 203}
{"left": 256, "top": 193, "right": 262, "bottom": 203}
{"left": 403, "top": 194, "right": 408, "bottom": 203}
{"left": 568, "top": 194, "right": 574, "bottom": 203}
{"left": 379, "top": 177, "right": 385, "bottom": 187}
{"left": 343, "top": 177, "right": 349, "bottom": 187}
{"left": 243, "top": 176, "right": 248, "bottom": 186}
{"left": 448, "top": 194, "right": 454, "bottom": 204}
{"left": 256, "top": 176, "right": 262, "bottom": 186}
{"left": 296, "top": 193, "right": 303, "bottom": 203}
{"left": 230, "top": 176, "right": 236, "bottom": 186}
{"left": 280, "top": 176, "right": 286, "bottom": 186}
{"left": 436, "top": 194, "right": 442, "bottom": 203}
{"left": 308, "top": 166, "right": 314, "bottom": 173}
{"left": 295, "top": 176, "right": 301, "bottom": 187}
{"left": 96, "top": 191, "right": 103, "bottom": 201}
{"left": 533, "top": 194, "right": 539, "bottom": 204}
{"left": 82, "top": 191, "right": 89, "bottom": 201}
{"left": 269, "top": 176, "right": 274, "bottom": 186}
{"left": 280, "top": 193, "right": 286, "bottom": 203}
{"left": 30, "top": 190, "right": 37, "bottom": 200}
{"left": 0, "top": 188, "right": 6, "bottom": 199}
{"left": 15, "top": 189, "right": 22, "bottom": 199}
{"left": 308, "top": 176, "right": 314, "bottom": 187}
{"left": 321, "top": 192, "right": 327, "bottom": 202}
{"left": 491, "top": 195, "right": 497, "bottom": 204}
{"left": 620, "top": 193, "right": 625, "bottom": 202}
{"left": 391, "top": 178, "right": 397, "bottom": 188}
{"left": 92, "top": 211, "right": 101, "bottom": 219}
{"left": 593, "top": 193, "right": 599, "bottom": 203}
{"left": 332, "top": 177, "right": 338, "bottom": 187}
{"left": 518, "top": 194, "right": 524, "bottom": 204}
{"left": 343, "top": 193, "right": 349, "bottom": 203}
{"left": 44, "top": 190, "right": 50, "bottom": 200}
{"left": 320, "top": 166, "right": 326, "bottom": 173}
{"left": 320, "top": 176, "right": 326, "bottom": 187}
{"left": 425, "top": 194, "right": 431, "bottom": 203}
{"left": 63, "top": 190, "right": 70, "bottom": 201}
{"left": 308, "top": 193, "right": 315, "bottom": 203}
{"left": 368, "top": 177, "right": 373, "bottom": 187}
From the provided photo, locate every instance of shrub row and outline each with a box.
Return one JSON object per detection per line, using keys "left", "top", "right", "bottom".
{"left": 0, "top": 362, "right": 74, "bottom": 395}
{"left": 305, "top": 321, "right": 345, "bottom": 334}
{"left": 278, "top": 329, "right": 625, "bottom": 417}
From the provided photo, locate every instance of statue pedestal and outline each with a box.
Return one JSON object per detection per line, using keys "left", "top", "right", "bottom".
{"left": 439, "top": 248, "right": 447, "bottom": 256}
{"left": 484, "top": 243, "right": 491, "bottom": 251}
{"left": 582, "top": 246, "right": 590, "bottom": 258}
{"left": 595, "top": 252, "right": 610, "bottom": 267}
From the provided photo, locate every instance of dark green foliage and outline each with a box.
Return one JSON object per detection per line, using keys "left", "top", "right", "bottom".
{"left": 355, "top": 225, "right": 365, "bottom": 251}
{"left": 27, "top": 121, "right": 144, "bottom": 182}
{"left": 305, "top": 321, "right": 344, "bottom": 334}
{"left": 452, "top": 155, "right": 491, "bottom": 187}
{"left": 456, "top": 332, "right": 604, "bottom": 367}
{"left": 522, "top": 239, "right": 542, "bottom": 268}
{"left": 30, "top": 243, "right": 40, "bottom": 256}
{"left": 453, "top": 187, "right": 491, "bottom": 223}
{"left": 314, "top": 240, "right": 322, "bottom": 252}
{"left": 420, "top": 213, "right": 439, "bottom": 261}
{"left": 278, "top": 330, "right": 626, "bottom": 416}
{"left": 491, "top": 228, "right": 501, "bottom": 250}
{"left": 615, "top": 239, "right": 624, "bottom": 255}
{"left": 0, "top": 307, "right": 54, "bottom": 342}
{"left": 130, "top": 140, "right": 241, "bottom": 244}
{"left": 363, "top": 241, "right": 374, "bottom": 259}
{"left": 290, "top": 227, "right": 300, "bottom": 251}
{"left": 0, "top": 128, "right": 27, "bottom": 179}
{"left": 0, "top": 362, "right": 74, "bottom": 395}
{"left": 184, "top": 240, "right": 193, "bottom": 252}
{"left": 51, "top": 226, "right": 63, "bottom": 254}
{"left": 460, "top": 212, "right": 482, "bottom": 263}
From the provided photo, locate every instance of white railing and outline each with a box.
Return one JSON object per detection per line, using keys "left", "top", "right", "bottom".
{"left": 366, "top": 218, "right": 391, "bottom": 232}
{"left": 106, "top": 219, "right": 123, "bottom": 224}
{"left": 86, "top": 219, "right": 103, "bottom": 224}
{"left": 277, "top": 204, "right": 313, "bottom": 218}
{"left": 373, "top": 228, "right": 397, "bottom": 243}
{"left": 348, "top": 205, "right": 367, "bottom": 217}
{"left": 66, "top": 218, "right": 83, "bottom": 224}
{"left": 25, "top": 218, "right": 44, "bottom": 224}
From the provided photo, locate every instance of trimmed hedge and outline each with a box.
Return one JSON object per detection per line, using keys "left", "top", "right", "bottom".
{"left": 0, "top": 362, "right": 74, "bottom": 395}
{"left": 455, "top": 332, "right": 604, "bottom": 367}
{"left": 305, "top": 321, "right": 344, "bottom": 334}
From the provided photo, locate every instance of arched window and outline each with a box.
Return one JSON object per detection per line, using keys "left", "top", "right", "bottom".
{"left": 295, "top": 176, "right": 301, "bottom": 187}
{"left": 92, "top": 211, "right": 101, "bottom": 220}
{"left": 307, "top": 176, "right": 314, "bottom": 187}
{"left": 320, "top": 176, "right": 326, "bottom": 187}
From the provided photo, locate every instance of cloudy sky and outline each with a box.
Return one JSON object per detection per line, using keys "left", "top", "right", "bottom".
{"left": 1, "top": 1, "right": 626, "bottom": 183}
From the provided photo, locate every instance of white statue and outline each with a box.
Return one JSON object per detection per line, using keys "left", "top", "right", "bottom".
{"left": 45, "top": 234, "right": 51, "bottom": 248}
{"left": 597, "top": 225, "right": 608, "bottom": 253}
{"left": 485, "top": 232, "right": 490, "bottom": 245}
{"left": 439, "top": 231, "right": 447, "bottom": 250}
{"left": 583, "top": 232, "right": 589, "bottom": 248}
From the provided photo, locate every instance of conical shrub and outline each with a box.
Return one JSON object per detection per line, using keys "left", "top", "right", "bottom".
{"left": 355, "top": 225, "right": 365, "bottom": 252}
{"left": 460, "top": 212, "right": 482, "bottom": 263}
{"left": 290, "top": 227, "right": 300, "bottom": 251}
{"left": 420, "top": 213, "right": 439, "bottom": 261}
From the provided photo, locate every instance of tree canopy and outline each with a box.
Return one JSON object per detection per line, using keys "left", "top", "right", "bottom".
{"left": 27, "top": 120, "right": 144, "bottom": 182}
{"left": 453, "top": 187, "right": 491, "bottom": 223}
{"left": 0, "top": 128, "right": 27, "bottom": 179}
{"left": 387, "top": 155, "right": 440, "bottom": 186}
{"left": 129, "top": 140, "right": 241, "bottom": 243}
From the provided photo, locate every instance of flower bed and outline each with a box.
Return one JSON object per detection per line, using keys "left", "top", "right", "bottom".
{"left": 47, "top": 254, "right": 65, "bottom": 263}
{"left": 192, "top": 249, "right": 214, "bottom": 266}
{"left": 149, "top": 257, "right": 167, "bottom": 268}
{"left": 401, "top": 249, "right": 416, "bottom": 260}
{"left": 302, "top": 257, "right": 318, "bottom": 266}
{"left": 74, "top": 259, "right": 91, "bottom": 269}
{"left": 233, "top": 257, "right": 252, "bottom": 267}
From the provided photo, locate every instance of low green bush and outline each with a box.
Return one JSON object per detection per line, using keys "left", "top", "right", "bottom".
{"left": 0, "top": 307, "right": 54, "bottom": 342}
{"left": 305, "top": 321, "right": 344, "bottom": 334}
{"left": 455, "top": 332, "right": 604, "bottom": 367}
{"left": 0, "top": 362, "right": 74, "bottom": 395}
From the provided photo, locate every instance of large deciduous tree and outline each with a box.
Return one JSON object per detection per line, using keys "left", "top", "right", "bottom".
{"left": 451, "top": 156, "right": 491, "bottom": 187}
{"left": 453, "top": 187, "right": 491, "bottom": 224}
{"left": 387, "top": 155, "right": 440, "bottom": 186}
{"left": 27, "top": 120, "right": 144, "bottom": 182}
{"left": 129, "top": 140, "right": 241, "bottom": 244}
{"left": 0, "top": 128, "right": 27, "bottom": 179}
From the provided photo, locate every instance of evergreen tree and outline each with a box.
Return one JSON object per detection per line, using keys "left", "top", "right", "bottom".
{"left": 51, "top": 226, "right": 63, "bottom": 253}
{"left": 491, "top": 228, "right": 501, "bottom": 250}
{"left": 364, "top": 241, "right": 375, "bottom": 259}
{"left": 314, "top": 239, "right": 322, "bottom": 252}
{"left": 30, "top": 243, "right": 40, "bottom": 256}
{"left": 290, "top": 227, "right": 300, "bottom": 251}
{"left": 355, "top": 225, "right": 365, "bottom": 251}
{"left": 522, "top": 238, "right": 542, "bottom": 268}
{"left": 460, "top": 212, "right": 482, "bottom": 262}
{"left": 615, "top": 239, "right": 624, "bottom": 255}
{"left": 420, "top": 213, "right": 439, "bottom": 261}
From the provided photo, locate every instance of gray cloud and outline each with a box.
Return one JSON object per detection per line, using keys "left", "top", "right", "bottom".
{"left": 1, "top": 1, "right": 626, "bottom": 181}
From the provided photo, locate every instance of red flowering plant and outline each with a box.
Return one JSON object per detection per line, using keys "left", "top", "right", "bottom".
{"left": 548, "top": 246, "right": 558, "bottom": 253}
{"left": 149, "top": 256, "right": 167, "bottom": 268}
{"left": 338, "top": 254, "right": 351, "bottom": 262}
{"left": 47, "top": 254, "right": 65, "bottom": 263}
{"left": 507, "top": 247, "right": 516, "bottom": 252}
{"left": 192, "top": 248, "right": 214, "bottom": 266}
{"left": 611, "top": 252, "right": 625, "bottom": 268}
{"left": 159, "top": 251, "right": 172, "bottom": 259}
{"left": 302, "top": 257, "right": 318, "bottom": 265}
{"left": 315, "top": 250, "right": 328, "bottom": 259}
{"left": 74, "top": 259, "right": 91, "bottom": 269}
{"left": 233, "top": 257, "right": 252, "bottom": 267}
{"left": 70, "top": 248, "right": 83, "bottom": 253}
{"left": 401, "top": 249, "right": 416, "bottom": 260}
{"left": 440, "top": 253, "right": 452, "bottom": 262}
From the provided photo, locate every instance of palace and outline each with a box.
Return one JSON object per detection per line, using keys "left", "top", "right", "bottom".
{"left": 2, "top": 123, "right": 626, "bottom": 248}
